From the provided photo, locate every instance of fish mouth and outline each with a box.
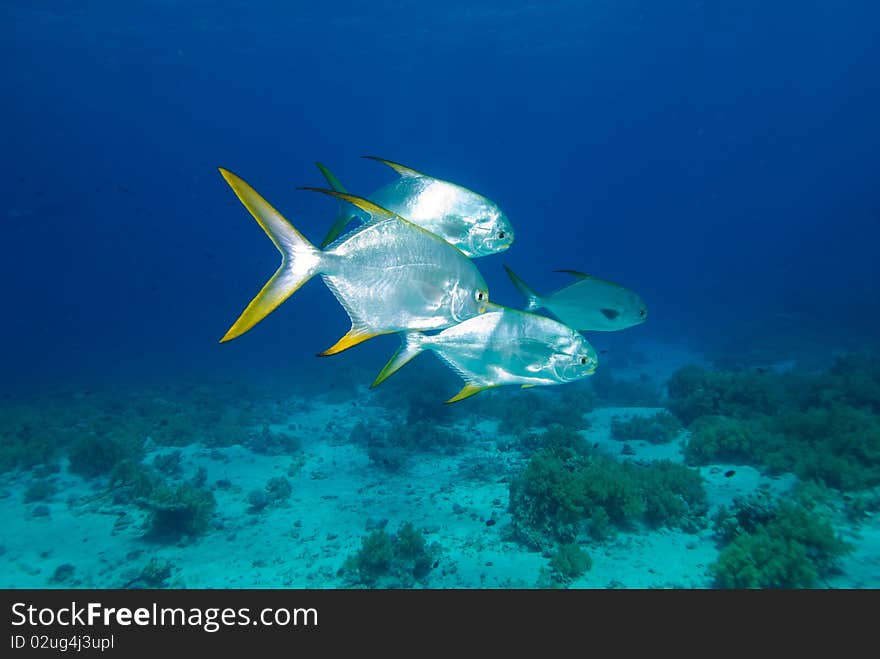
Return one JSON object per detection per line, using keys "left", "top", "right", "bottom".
{"left": 494, "top": 237, "right": 514, "bottom": 252}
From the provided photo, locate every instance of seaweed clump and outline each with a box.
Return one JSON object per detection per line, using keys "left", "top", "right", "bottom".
{"left": 348, "top": 419, "right": 464, "bottom": 472}
{"left": 142, "top": 481, "right": 217, "bottom": 541}
{"left": 546, "top": 543, "right": 592, "bottom": 587}
{"left": 24, "top": 479, "right": 58, "bottom": 503}
{"left": 68, "top": 431, "right": 145, "bottom": 479}
{"left": 508, "top": 439, "right": 707, "bottom": 550}
{"left": 708, "top": 490, "right": 851, "bottom": 588}
{"left": 342, "top": 522, "right": 438, "bottom": 588}
{"left": 0, "top": 379, "right": 280, "bottom": 477}
{"left": 669, "top": 354, "right": 880, "bottom": 490}
{"left": 610, "top": 411, "right": 682, "bottom": 444}
{"left": 482, "top": 384, "right": 596, "bottom": 438}
{"left": 245, "top": 426, "right": 301, "bottom": 456}
{"left": 590, "top": 369, "right": 663, "bottom": 407}
{"left": 247, "top": 476, "right": 292, "bottom": 512}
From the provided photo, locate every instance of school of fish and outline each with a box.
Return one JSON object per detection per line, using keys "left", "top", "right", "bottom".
{"left": 217, "top": 156, "right": 647, "bottom": 402}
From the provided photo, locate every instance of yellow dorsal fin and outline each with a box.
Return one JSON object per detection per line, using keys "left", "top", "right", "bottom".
{"left": 299, "top": 187, "right": 402, "bottom": 223}
{"left": 362, "top": 156, "right": 428, "bottom": 178}
{"left": 554, "top": 269, "right": 624, "bottom": 289}
{"left": 554, "top": 269, "right": 592, "bottom": 279}
{"left": 318, "top": 328, "right": 391, "bottom": 357}
{"left": 314, "top": 163, "right": 358, "bottom": 248}
{"left": 314, "top": 162, "right": 349, "bottom": 194}
{"left": 301, "top": 187, "right": 453, "bottom": 249}
{"left": 445, "top": 383, "right": 497, "bottom": 404}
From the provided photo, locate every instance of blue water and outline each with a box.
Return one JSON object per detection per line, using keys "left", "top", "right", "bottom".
{"left": 1, "top": 2, "right": 878, "bottom": 589}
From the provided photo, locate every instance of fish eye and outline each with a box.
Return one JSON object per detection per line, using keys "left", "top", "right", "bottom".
{"left": 475, "top": 290, "right": 486, "bottom": 302}
{"left": 580, "top": 357, "right": 588, "bottom": 365}
{"left": 639, "top": 309, "right": 646, "bottom": 317}
{"left": 498, "top": 231, "right": 506, "bottom": 239}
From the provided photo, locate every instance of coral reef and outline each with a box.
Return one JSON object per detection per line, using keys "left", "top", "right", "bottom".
{"left": 152, "top": 451, "right": 183, "bottom": 477}
{"left": 547, "top": 542, "right": 592, "bottom": 586}
{"left": 349, "top": 419, "right": 464, "bottom": 472}
{"left": 142, "top": 481, "right": 216, "bottom": 540}
{"left": 68, "top": 432, "right": 144, "bottom": 479}
{"left": 508, "top": 442, "right": 707, "bottom": 549}
{"left": 709, "top": 491, "right": 851, "bottom": 588}
{"left": 245, "top": 426, "right": 301, "bottom": 456}
{"left": 343, "top": 522, "right": 438, "bottom": 588}
{"left": 610, "top": 411, "right": 682, "bottom": 444}
{"left": 123, "top": 558, "right": 175, "bottom": 589}
{"left": 0, "top": 379, "right": 285, "bottom": 477}
{"left": 49, "top": 563, "right": 77, "bottom": 585}
{"left": 248, "top": 476, "right": 292, "bottom": 512}
{"left": 24, "top": 479, "right": 57, "bottom": 504}
{"left": 123, "top": 465, "right": 218, "bottom": 542}
{"left": 485, "top": 384, "right": 596, "bottom": 438}
{"left": 515, "top": 423, "right": 592, "bottom": 458}
{"left": 670, "top": 354, "right": 880, "bottom": 490}
{"left": 666, "top": 365, "right": 785, "bottom": 425}
{"left": 590, "top": 369, "right": 663, "bottom": 407}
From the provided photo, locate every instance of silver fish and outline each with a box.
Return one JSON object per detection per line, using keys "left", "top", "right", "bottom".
{"left": 315, "top": 157, "right": 513, "bottom": 258}
{"left": 505, "top": 266, "right": 647, "bottom": 332}
{"left": 372, "top": 303, "right": 598, "bottom": 402}
{"left": 218, "top": 168, "right": 490, "bottom": 354}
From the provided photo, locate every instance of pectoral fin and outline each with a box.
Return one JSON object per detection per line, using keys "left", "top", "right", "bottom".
{"left": 445, "top": 383, "right": 497, "bottom": 404}
{"left": 362, "top": 156, "right": 428, "bottom": 178}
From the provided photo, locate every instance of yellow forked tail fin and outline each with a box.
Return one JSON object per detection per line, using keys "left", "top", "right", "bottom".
{"left": 218, "top": 168, "right": 322, "bottom": 342}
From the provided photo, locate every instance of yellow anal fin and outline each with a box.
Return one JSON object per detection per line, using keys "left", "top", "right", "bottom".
{"left": 445, "top": 383, "right": 497, "bottom": 404}
{"left": 362, "top": 155, "right": 427, "bottom": 178}
{"left": 521, "top": 384, "right": 536, "bottom": 389}
{"left": 371, "top": 332, "right": 425, "bottom": 388}
{"left": 318, "top": 328, "right": 390, "bottom": 357}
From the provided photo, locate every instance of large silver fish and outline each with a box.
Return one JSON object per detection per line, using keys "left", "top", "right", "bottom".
{"left": 315, "top": 157, "right": 514, "bottom": 258}
{"left": 218, "top": 168, "right": 490, "bottom": 354}
{"left": 371, "top": 303, "right": 598, "bottom": 402}
{"left": 504, "top": 266, "right": 647, "bottom": 332}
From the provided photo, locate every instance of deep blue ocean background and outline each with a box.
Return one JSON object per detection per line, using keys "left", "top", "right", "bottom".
{"left": 2, "top": 2, "right": 880, "bottom": 592}
{"left": 3, "top": 0, "right": 878, "bottom": 390}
